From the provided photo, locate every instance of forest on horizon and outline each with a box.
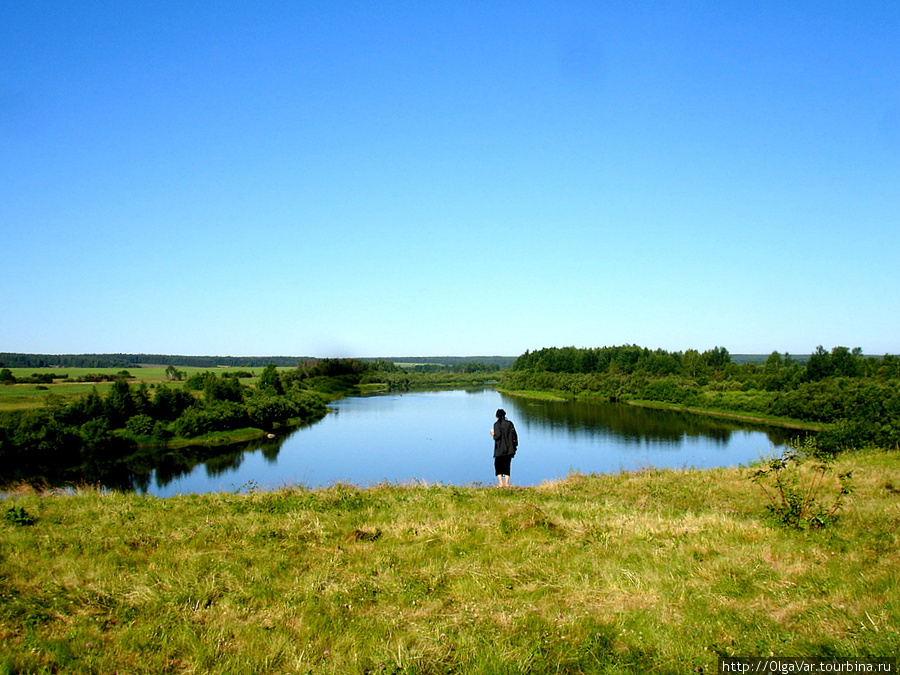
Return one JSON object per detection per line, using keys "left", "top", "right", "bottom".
{"left": 3, "top": 347, "right": 873, "bottom": 371}
{"left": 0, "top": 352, "right": 518, "bottom": 369}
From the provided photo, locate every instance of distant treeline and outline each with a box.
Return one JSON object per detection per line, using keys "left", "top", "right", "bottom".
{"left": 502, "top": 344, "right": 900, "bottom": 452}
{"left": 0, "top": 353, "right": 517, "bottom": 369}
{"left": 0, "top": 353, "right": 310, "bottom": 369}
{"left": 374, "top": 356, "right": 516, "bottom": 368}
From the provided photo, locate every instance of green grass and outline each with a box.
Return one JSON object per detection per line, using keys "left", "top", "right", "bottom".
{"left": 2, "top": 450, "right": 898, "bottom": 674}
{"left": 0, "top": 382, "right": 119, "bottom": 410}
{"left": 497, "top": 389, "right": 572, "bottom": 402}
{"left": 625, "top": 399, "right": 825, "bottom": 431}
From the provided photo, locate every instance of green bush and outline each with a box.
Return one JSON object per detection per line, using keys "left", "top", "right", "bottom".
{"left": 245, "top": 394, "right": 293, "bottom": 428}
{"left": 639, "top": 377, "right": 701, "bottom": 405}
{"left": 173, "top": 402, "right": 248, "bottom": 438}
{"left": 750, "top": 437, "right": 853, "bottom": 529}
{"left": 150, "top": 385, "right": 196, "bottom": 421}
{"left": 125, "top": 414, "right": 156, "bottom": 437}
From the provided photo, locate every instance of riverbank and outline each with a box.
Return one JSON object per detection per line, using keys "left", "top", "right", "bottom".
{"left": 2, "top": 448, "right": 898, "bottom": 674}
{"left": 625, "top": 399, "right": 825, "bottom": 430}
{"left": 499, "top": 388, "right": 824, "bottom": 431}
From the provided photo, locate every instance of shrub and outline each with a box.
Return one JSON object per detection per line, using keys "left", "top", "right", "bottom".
{"left": 246, "top": 394, "right": 293, "bottom": 427}
{"left": 79, "top": 418, "right": 117, "bottom": 455}
{"left": 125, "top": 414, "right": 156, "bottom": 437}
{"left": 150, "top": 385, "right": 196, "bottom": 421}
{"left": 4, "top": 506, "right": 35, "bottom": 526}
{"left": 750, "top": 437, "right": 853, "bottom": 529}
{"left": 6, "top": 409, "right": 83, "bottom": 467}
{"left": 173, "top": 402, "right": 248, "bottom": 438}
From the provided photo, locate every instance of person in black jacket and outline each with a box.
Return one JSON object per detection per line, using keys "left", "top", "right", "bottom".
{"left": 490, "top": 408, "right": 518, "bottom": 488}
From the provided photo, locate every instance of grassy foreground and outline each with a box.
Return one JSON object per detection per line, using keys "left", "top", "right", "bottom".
{"left": 2, "top": 452, "right": 899, "bottom": 674}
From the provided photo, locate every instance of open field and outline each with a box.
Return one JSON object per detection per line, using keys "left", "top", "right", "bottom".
{"left": 1, "top": 449, "right": 898, "bottom": 674}
{"left": 0, "top": 367, "right": 280, "bottom": 413}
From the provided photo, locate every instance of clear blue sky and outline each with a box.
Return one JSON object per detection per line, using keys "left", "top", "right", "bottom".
{"left": 2, "top": 1, "right": 898, "bottom": 358}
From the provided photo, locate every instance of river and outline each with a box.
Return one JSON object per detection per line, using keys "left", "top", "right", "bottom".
{"left": 142, "top": 388, "right": 802, "bottom": 496}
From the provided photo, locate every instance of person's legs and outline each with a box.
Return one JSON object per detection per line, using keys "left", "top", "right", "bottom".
{"left": 495, "top": 456, "right": 511, "bottom": 487}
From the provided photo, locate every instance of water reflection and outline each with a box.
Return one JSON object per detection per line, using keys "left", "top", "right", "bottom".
{"left": 512, "top": 397, "right": 799, "bottom": 446}
{"left": 141, "top": 434, "right": 290, "bottom": 490}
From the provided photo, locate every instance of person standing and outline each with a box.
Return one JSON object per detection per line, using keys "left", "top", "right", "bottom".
{"left": 490, "top": 408, "right": 518, "bottom": 487}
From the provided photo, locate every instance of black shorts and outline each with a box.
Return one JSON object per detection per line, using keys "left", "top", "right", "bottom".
{"left": 494, "top": 455, "right": 512, "bottom": 476}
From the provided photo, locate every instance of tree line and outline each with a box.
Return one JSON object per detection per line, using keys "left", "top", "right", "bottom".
{"left": 502, "top": 345, "right": 900, "bottom": 452}
{"left": 0, "top": 353, "right": 312, "bottom": 369}
{"left": 0, "top": 353, "right": 518, "bottom": 370}
{"left": 0, "top": 369, "right": 137, "bottom": 385}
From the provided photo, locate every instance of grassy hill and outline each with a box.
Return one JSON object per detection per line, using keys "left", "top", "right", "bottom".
{"left": 2, "top": 449, "right": 898, "bottom": 674}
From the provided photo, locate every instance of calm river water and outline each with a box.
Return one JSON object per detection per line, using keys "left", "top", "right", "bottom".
{"left": 144, "top": 389, "right": 801, "bottom": 497}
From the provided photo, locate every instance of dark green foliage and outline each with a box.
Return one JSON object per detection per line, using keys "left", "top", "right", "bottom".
{"left": 150, "top": 384, "right": 195, "bottom": 421}
{"left": 257, "top": 363, "right": 284, "bottom": 395}
{"left": 512, "top": 344, "right": 731, "bottom": 376}
{"left": 4, "top": 506, "right": 35, "bottom": 526}
{"left": 245, "top": 394, "right": 293, "bottom": 428}
{"left": 79, "top": 418, "right": 115, "bottom": 449}
{"left": 505, "top": 344, "right": 900, "bottom": 451}
{"left": 61, "top": 372, "right": 120, "bottom": 383}
{"left": 639, "top": 377, "right": 701, "bottom": 406}
{"left": 281, "top": 358, "right": 387, "bottom": 395}
{"left": 805, "top": 345, "right": 867, "bottom": 381}
{"left": 244, "top": 390, "right": 325, "bottom": 428}
{"left": 131, "top": 382, "right": 151, "bottom": 415}
{"left": 3, "top": 409, "right": 83, "bottom": 468}
{"left": 173, "top": 402, "right": 248, "bottom": 438}
{"left": 183, "top": 371, "right": 213, "bottom": 390}
{"left": 288, "top": 358, "right": 374, "bottom": 386}
{"left": 125, "top": 414, "right": 156, "bottom": 437}
{"left": 222, "top": 370, "right": 253, "bottom": 379}
{"left": 408, "top": 361, "right": 500, "bottom": 374}
{"left": 769, "top": 378, "right": 900, "bottom": 450}
{"left": 61, "top": 387, "right": 105, "bottom": 425}
{"left": 203, "top": 373, "right": 244, "bottom": 404}
{"left": 104, "top": 378, "right": 136, "bottom": 427}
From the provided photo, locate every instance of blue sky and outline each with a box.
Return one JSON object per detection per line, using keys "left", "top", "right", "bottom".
{"left": 2, "top": 1, "right": 898, "bottom": 358}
